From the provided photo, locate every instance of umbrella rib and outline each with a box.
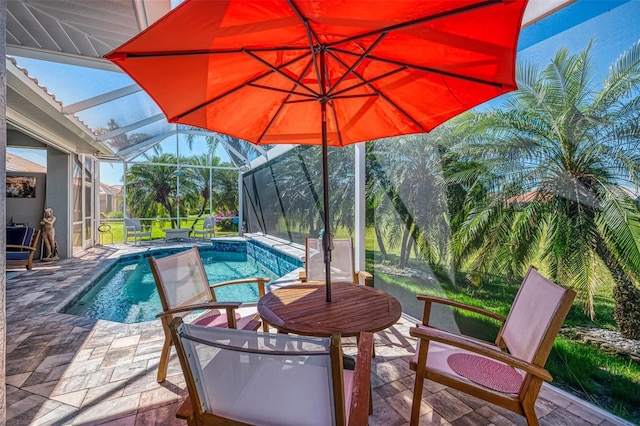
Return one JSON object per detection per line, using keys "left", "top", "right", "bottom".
{"left": 246, "top": 82, "right": 315, "bottom": 99}
{"left": 287, "top": 0, "right": 324, "bottom": 96}
{"left": 282, "top": 98, "right": 317, "bottom": 104}
{"left": 333, "top": 48, "right": 505, "bottom": 89}
{"left": 116, "top": 46, "right": 307, "bottom": 59}
{"left": 306, "top": 24, "right": 323, "bottom": 97}
{"left": 243, "top": 49, "right": 319, "bottom": 97}
{"left": 257, "top": 58, "right": 316, "bottom": 143}
{"left": 326, "top": 50, "right": 424, "bottom": 129}
{"left": 326, "top": 0, "right": 502, "bottom": 49}
{"left": 174, "top": 51, "right": 314, "bottom": 121}
{"left": 326, "top": 32, "right": 387, "bottom": 97}
{"left": 332, "top": 93, "right": 378, "bottom": 100}
{"left": 331, "top": 68, "right": 407, "bottom": 97}
{"left": 287, "top": 0, "right": 321, "bottom": 46}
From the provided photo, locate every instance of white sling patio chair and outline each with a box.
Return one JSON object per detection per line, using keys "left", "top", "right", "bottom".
{"left": 149, "top": 247, "right": 269, "bottom": 382}
{"left": 168, "top": 317, "right": 373, "bottom": 426}
{"left": 409, "top": 267, "right": 576, "bottom": 426}
{"left": 300, "top": 238, "right": 372, "bottom": 286}
{"left": 193, "top": 216, "right": 216, "bottom": 239}
{"left": 124, "top": 218, "right": 151, "bottom": 244}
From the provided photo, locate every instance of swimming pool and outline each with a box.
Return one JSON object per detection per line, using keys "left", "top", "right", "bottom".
{"left": 65, "top": 244, "right": 297, "bottom": 324}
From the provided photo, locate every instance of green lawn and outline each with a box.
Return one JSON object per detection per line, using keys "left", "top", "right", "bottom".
{"left": 99, "top": 217, "right": 239, "bottom": 244}
{"left": 369, "top": 257, "right": 640, "bottom": 422}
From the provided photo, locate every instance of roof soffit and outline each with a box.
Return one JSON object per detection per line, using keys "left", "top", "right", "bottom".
{"left": 6, "top": 0, "right": 171, "bottom": 69}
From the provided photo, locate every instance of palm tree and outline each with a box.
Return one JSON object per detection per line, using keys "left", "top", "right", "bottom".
{"left": 368, "top": 134, "right": 451, "bottom": 269}
{"left": 451, "top": 40, "right": 640, "bottom": 338}
{"left": 126, "top": 153, "right": 197, "bottom": 228}
{"left": 185, "top": 154, "right": 222, "bottom": 217}
{"left": 246, "top": 145, "right": 355, "bottom": 240}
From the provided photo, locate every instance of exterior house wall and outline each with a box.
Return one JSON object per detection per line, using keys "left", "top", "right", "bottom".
{"left": 47, "top": 147, "right": 70, "bottom": 259}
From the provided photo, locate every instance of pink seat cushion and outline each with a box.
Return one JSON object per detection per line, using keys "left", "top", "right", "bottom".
{"left": 195, "top": 311, "right": 241, "bottom": 327}
{"left": 447, "top": 353, "right": 522, "bottom": 393}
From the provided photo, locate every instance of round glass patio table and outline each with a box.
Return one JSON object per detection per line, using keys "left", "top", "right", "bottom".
{"left": 258, "top": 281, "right": 402, "bottom": 337}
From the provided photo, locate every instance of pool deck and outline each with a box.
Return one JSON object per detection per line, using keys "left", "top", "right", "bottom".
{"left": 6, "top": 238, "right": 634, "bottom": 425}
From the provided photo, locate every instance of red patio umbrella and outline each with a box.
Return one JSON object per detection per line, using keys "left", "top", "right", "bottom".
{"left": 106, "top": 0, "right": 528, "bottom": 302}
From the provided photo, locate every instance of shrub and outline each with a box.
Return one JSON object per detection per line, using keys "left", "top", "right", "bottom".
{"left": 218, "top": 218, "right": 236, "bottom": 231}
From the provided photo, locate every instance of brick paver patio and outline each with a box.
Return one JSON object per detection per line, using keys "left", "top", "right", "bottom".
{"left": 5, "top": 241, "right": 634, "bottom": 425}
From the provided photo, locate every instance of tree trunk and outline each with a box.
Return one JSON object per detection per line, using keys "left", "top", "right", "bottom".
{"left": 611, "top": 269, "right": 640, "bottom": 340}
{"left": 191, "top": 194, "right": 210, "bottom": 229}
{"left": 163, "top": 201, "right": 176, "bottom": 229}
{"left": 374, "top": 226, "right": 388, "bottom": 261}
{"left": 406, "top": 233, "right": 415, "bottom": 265}
{"left": 399, "top": 227, "right": 410, "bottom": 268}
{"left": 597, "top": 246, "right": 640, "bottom": 340}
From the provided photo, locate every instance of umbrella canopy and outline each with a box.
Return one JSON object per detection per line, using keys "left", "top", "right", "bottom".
{"left": 106, "top": 0, "right": 528, "bottom": 301}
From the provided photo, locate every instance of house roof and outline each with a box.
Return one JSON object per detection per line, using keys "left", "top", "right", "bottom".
{"left": 100, "top": 183, "right": 122, "bottom": 196}
{"left": 6, "top": 152, "right": 47, "bottom": 173}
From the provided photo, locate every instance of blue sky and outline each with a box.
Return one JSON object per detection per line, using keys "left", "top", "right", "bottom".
{"left": 9, "top": 0, "right": 640, "bottom": 185}
{"left": 519, "top": 0, "right": 638, "bottom": 83}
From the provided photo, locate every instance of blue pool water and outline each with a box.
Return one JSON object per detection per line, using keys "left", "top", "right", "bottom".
{"left": 66, "top": 249, "right": 281, "bottom": 324}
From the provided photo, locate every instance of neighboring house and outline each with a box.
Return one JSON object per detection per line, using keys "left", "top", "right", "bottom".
{"left": 100, "top": 183, "right": 123, "bottom": 216}
{"left": 505, "top": 189, "right": 554, "bottom": 208}
{"left": 507, "top": 186, "right": 639, "bottom": 209}
{"left": 621, "top": 186, "right": 640, "bottom": 210}
{"left": 6, "top": 152, "right": 46, "bottom": 173}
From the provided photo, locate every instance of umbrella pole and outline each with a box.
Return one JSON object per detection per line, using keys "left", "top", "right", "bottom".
{"left": 321, "top": 101, "right": 332, "bottom": 302}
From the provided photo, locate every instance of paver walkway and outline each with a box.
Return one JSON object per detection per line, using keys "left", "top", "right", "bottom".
{"left": 5, "top": 242, "right": 634, "bottom": 425}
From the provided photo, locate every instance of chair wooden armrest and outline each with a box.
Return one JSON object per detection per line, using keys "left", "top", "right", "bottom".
{"left": 209, "top": 277, "right": 271, "bottom": 331}
{"left": 242, "top": 320, "right": 262, "bottom": 331}
{"left": 6, "top": 244, "right": 37, "bottom": 252}
{"left": 349, "top": 331, "right": 374, "bottom": 426}
{"left": 156, "top": 302, "right": 244, "bottom": 329}
{"left": 155, "top": 302, "right": 242, "bottom": 317}
{"left": 409, "top": 326, "right": 552, "bottom": 381}
{"left": 210, "top": 277, "right": 270, "bottom": 300}
{"left": 356, "top": 270, "right": 373, "bottom": 286}
{"left": 417, "top": 294, "right": 506, "bottom": 324}
{"left": 210, "top": 277, "right": 271, "bottom": 287}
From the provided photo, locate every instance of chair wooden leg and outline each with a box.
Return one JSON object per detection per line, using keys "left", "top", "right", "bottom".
{"left": 410, "top": 371, "right": 425, "bottom": 426}
{"left": 410, "top": 338, "right": 430, "bottom": 426}
{"left": 522, "top": 383, "right": 542, "bottom": 426}
{"left": 157, "top": 338, "right": 172, "bottom": 383}
{"left": 522, "top": 404, "right": 539, "bottom": 426}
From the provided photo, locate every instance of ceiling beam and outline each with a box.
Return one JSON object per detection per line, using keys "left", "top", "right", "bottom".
{"left": 116, "top": 129, "right": 177, "bottom": 160}
{"left": 63, "top": 84, "right": 141, "bottom": 114}
{"left": 7, "top": 45, "right": 121, "bottom": 72}
{"left": 97, "top": 113, "right": 165, "bottom": 141}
